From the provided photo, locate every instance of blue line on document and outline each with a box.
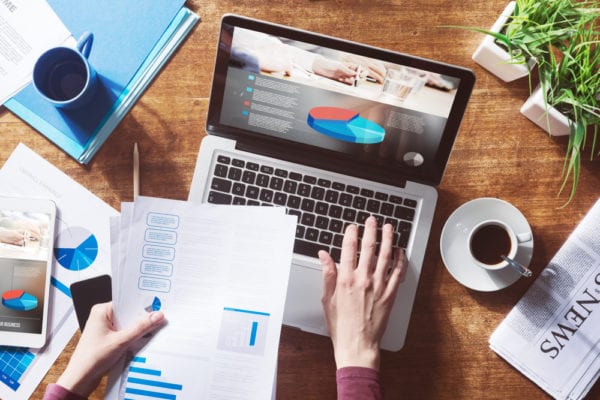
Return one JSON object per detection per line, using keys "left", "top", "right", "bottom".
{"left": 125, "top": 387, "right": 176, "bottom": 399}
{"left": 223, "top": 307, "right": 270, "bottom": 316}
{"left": 51, "top": 277, "right": 71, "bottom": 298}
{"left": 132, "top": 356, "right": 147, "bottom": 363}
{"left": 129, "top": 366, "right": 162, "bottom": 376}
{"left": 127, "top": 377, "right": 183, "bottom": 390}
{"left": 249, "top": 321, "right": 258, "bottom": 346}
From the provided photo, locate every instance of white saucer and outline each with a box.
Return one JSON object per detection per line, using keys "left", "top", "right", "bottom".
{"left": 440, "top": 198, "right": 534, "bottom": 292}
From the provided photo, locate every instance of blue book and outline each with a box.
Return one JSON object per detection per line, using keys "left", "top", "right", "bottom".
{"left": 5, "top": 0, "right": 198, "bottom": 164}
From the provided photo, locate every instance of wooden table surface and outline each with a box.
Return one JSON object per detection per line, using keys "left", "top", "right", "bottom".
{"left": 1, "top": 1, "right": 599, "bottom": 399}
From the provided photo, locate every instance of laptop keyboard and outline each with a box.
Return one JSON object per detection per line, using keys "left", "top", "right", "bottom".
{"left": 207, "top": 154, "right": 417, "bottom": 263}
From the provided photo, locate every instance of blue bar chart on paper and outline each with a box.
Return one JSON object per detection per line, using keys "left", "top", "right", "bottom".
{"left": 217, "top": 308, "right": 270, "bottom": 356}
{"left": 0, "top": 347, "right": 35, "bottom": 391}
{"left": 124, "top": 356, "right": 184, "bottom": 400}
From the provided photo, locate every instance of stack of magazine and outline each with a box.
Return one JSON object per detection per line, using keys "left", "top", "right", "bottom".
{"left": 5, "top": 0, "right": 199, "bottom": 164}
{"left": 490, "top": 199, "right": 600, "bottom": 399}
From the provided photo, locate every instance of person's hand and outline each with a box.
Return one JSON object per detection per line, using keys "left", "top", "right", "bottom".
{"left": 0, "top": 228, "right": 26, "bottom": 246}
{"left": 57, "top": 302, "right": 165, "bottom": 397}
{"left": 319, "top": 216, "right": 407, "bottom": 371}
{"left": 312, "top": 56, "right": 358, "bottom": 85}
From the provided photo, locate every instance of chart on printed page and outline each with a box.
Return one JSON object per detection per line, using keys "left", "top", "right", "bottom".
{"left": 54, "top": 227, "right": 99, "bottom": 271}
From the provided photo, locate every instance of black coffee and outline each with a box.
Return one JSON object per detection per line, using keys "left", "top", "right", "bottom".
{"left": 46, "top": 59, "right": 87, "bottom": 101}
{"left": 469, "top": 224, "right": 512, "bottom": 265}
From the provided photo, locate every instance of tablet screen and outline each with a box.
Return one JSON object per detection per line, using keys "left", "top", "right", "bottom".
{"left": 0, "top": 209, "right": 53, "bottom": 335}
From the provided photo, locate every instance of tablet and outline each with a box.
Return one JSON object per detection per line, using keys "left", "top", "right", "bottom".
{"left": 0, "top": 196, "right": 56, "bottom": 348}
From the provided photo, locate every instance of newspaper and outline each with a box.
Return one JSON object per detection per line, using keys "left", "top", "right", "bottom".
{"left": 490, "top": 199, "right": 600, "bottom": 400}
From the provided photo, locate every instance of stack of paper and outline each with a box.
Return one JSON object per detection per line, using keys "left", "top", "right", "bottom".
{"left": 0, "top": 144, "right": 118, "bottom": 400}
{"left": 5, "top": 0, "right": 199, "bottom": 164}
{"left": 105, "top": 196, "right": 296, "bottom": 400}
{"left": 0, "top": 0, "right": 71, "bottom": 105}
{"left": 489, "top": 199, "right": 600, "bottom": 399}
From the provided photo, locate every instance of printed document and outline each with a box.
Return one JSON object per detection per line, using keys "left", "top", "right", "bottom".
{"left": 0, "top": 143, "right": 118, "bottom": 399}
{"left": 490, "top": 199, "right": 600, "bottom": 400}
{"left": 0, "top": 0, "right": 72, "bottom": 105}
{"left": 106, "top": 196, "right": 296, "bottom": 400}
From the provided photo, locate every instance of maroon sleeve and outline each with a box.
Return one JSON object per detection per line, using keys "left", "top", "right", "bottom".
{"left": 42, "top": 384, "right": 87, "bottom": 400}
{"left": 336, "top": 366, "right": 382, "bottom": 400}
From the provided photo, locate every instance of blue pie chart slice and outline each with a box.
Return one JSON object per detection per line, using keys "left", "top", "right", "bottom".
{"left": 307, "top": 107, "right": 385, "bottom": 144}
{"left": 2, "top": 290, "right": 38, "bottom": 311}
{"left": 54, "top": 227, "right": 98, "bottom": 271}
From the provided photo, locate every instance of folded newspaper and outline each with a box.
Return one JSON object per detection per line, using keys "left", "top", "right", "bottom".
{"left": 490, "top": 199, "right": 600, "bottom": 400}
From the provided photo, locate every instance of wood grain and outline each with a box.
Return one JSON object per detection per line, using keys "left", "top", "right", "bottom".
{"left": 1, "top": 1, "right": 598, "bottom": 399}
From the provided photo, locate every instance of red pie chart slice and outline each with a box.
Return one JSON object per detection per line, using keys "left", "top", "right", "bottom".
{"left": 307, "top": 107, "right": 385, "bottom": 144}
{"left": 2, "top": 290, "right": 38, "bottom": 311}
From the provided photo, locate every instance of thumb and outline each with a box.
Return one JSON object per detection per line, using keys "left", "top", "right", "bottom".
{"left": 117, "top": 311, "right": 165, "bottom": 345}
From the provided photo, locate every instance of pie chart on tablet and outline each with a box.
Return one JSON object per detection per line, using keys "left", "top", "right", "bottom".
{"left": 54, "top": 227, "right": 98, "bottom": 271}
{"left": 2, "top": 290, "right": 38, "bottom": 311}
{"left": 307, "top": 107, "right": 385, "bottom": 144}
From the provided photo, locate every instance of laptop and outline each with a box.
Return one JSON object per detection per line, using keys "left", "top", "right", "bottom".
{"left": 189, "top": 14, "right": 475, "bottom": 351}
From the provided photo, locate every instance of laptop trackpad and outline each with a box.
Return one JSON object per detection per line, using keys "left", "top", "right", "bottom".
{"left": 283, "top": 263, "right": 328, "bottom": 336}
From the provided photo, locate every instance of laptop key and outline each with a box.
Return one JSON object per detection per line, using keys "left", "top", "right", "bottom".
{"left": 404, "top": 198, "right": 418, "bottom": 208}
{"left": 343, "top": 208, "right": 356, "bottom": 222}
{"left": 275, "top": 168, "right": 288, "bottom": 178}
{"left": 211, "top": 177, "right": 232, "bottom": 193}
{"left": 315, "top": 201, "right": 328, "bottom": 215}
{"left": 381, "top": 202, "right": 394, "bottom": 216}
{"left": 296, "top": 225, "right": 305, "bottom": 239}
{"left": 246, "top": 185, "right": 259, "bottom": 199}
{"left": 316, "top": 216, "right": 329, "bottom": 229}
{"left": 273, "top": 192, "right": 287, "bottom": 205}
{"left": 287, "top": 195, "right": 301, "bottom": 209}
{"left": 298, "top": 183, "right": 311, "bottom": 197}
{"left": 375, "top": 192, "right": 388, "bottom": 201}
{"left": 232, "top": 182, "right": 245, "bottom": 196}
{"left": 360, "top": 188, "right": 374, "bottom": 198}
{"left": 208, "top": 191, "right": 232, "bottom": 204}
{"left": 394, "top": 206, "right": 415, "bottom": 221}
{"left": 339, "top": 193, "right": 352, "bottom": 206}
{"left": 270, "top": 177, "right": 284, "bottom": 190}
{"left": 311, "top": 186, "right": 325, "bottom": 200}
{"left": 390, "top": 195, "right": 403, "bottom": 204}
{"left": 318, "top": 178, "right": 331, "bottom": 188}
{"left": 332, "top": 182, "right": 345, "bottom": 191}
{"left": 301, "top": 198, "right": 315, "bottom": 212}
{"left": 293, "top": 239, "right": 329, "bottom": 259}
{"left": 233, "top": 197, "right": 246, "bottom": 205}
{"left": 319, "top": 231, "right": 333, "bottom": 245}
{"left": 289, "top": 172, "right": 302, "bottom": 181}
{"left": 352, "top": 196, "right": 366, "bottom": 210}
{"left": 217, "top": 155, "right": 231, "bottom": 164}
{"left": 259, "top": 189, "right": 274, "bottom": 202}
{"left": 284, "top": 180, "right": 298, "bottom": 194}
{"left": 303, "top": 175, "right": 317, "bottom": 184}
{"left": 228, "top": 167, "right": 242, "bottom": 181}
{"left": 325, "top": 189, "right": 339, "bottom": 203}
{"left": 367, "top": 199, "right": 381, "bottom": 213}
{"left": 330, "top": 247, "right": 342, "bottom": 263}
{"left": 328, "top": 205, "right": 342, "bottom": 219}
{"left": 257, "top": 174, "right": 270, "bottom": 187}
{"left": 346, "top": 185, "right": 359, "bottom": 194}
{"left": 242, "top": 170, "right": 256, "bottom": 184}
{"left": 329, "top": 219, "right": 343, "bottom": 233}
{"left": 305, "top": 228, "right": 319, "bottom": 241}
{"left": 333, "top": 234, "right": 344, "bottom": 248}
{"left": 260, "top": 165, "right": 274, "bottom": 174}
{"left": 214, "top": 164, "right": 228, "bottom": 177}
{"left": 232, "top": 158, "right": 245, "bottom": 167}
{"left": 246, "top": 162, "right": 259, "bottom": 171}
{"left": 248, "top": 200, "right": 260, "bottom": 206}
{"left": 357, "top": 211, "right": 370, "bottom": 224}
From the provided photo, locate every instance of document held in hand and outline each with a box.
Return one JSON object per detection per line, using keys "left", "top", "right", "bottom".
{"left": 106, "top": 197, "right": 296, "bottom": 400}
{"left": 489, "top": 199, "right": 600, "bottom": 400}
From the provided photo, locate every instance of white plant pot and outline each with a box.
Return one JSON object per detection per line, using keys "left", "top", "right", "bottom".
{"left": 520, "top": 85, "right": 571, "bottom": 136}
{"left": 471, "top": 1, "right": 536, "bottom": 82}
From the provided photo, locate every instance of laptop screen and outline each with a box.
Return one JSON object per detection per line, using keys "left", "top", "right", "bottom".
{"left": 207, "top": 15, "right": 475, "bottom": 186}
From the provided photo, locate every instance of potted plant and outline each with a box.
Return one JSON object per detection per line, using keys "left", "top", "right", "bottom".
{"left": 469, "top": 0, "right": 584, "bottom": 82}
{"left": 533, "top": 27, "right": 600, "bottom": 204}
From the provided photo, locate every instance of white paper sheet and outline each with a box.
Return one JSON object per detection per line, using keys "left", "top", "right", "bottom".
{"left": 0, "top": 0, "right": 72, "bottom": 105}
{"left": 105, "top": 197, "right": 295, "bottom": 400}
{"left": 0, "top": 143, "right": 118, "bottom": 399}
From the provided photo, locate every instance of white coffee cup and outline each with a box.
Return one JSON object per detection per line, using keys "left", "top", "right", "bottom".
{"left": 468, "top": 219, "right": 532, "bottom": 272}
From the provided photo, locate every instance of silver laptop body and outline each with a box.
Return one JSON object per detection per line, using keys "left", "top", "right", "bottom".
{"left": 189, "top": 14, "right": 474, "bottom": 351}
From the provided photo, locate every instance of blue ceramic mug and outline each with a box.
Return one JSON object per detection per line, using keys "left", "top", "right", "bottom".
{"left": 33, "top": 32, "right": 97, "bottom": 109}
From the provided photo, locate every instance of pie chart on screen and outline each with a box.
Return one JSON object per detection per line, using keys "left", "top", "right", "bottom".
{"left": 2, "top": 290, "right": 38, "bottom": 311}
{"left": 54, "top": 227, "right": 98, "bottom": 271}
{"left": 307, "top": 107, "right": 385, "bottom": 144}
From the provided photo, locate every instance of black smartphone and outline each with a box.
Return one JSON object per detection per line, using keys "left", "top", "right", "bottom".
{"left": 69, "top": 274, "right": 112, "bottom": 331}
